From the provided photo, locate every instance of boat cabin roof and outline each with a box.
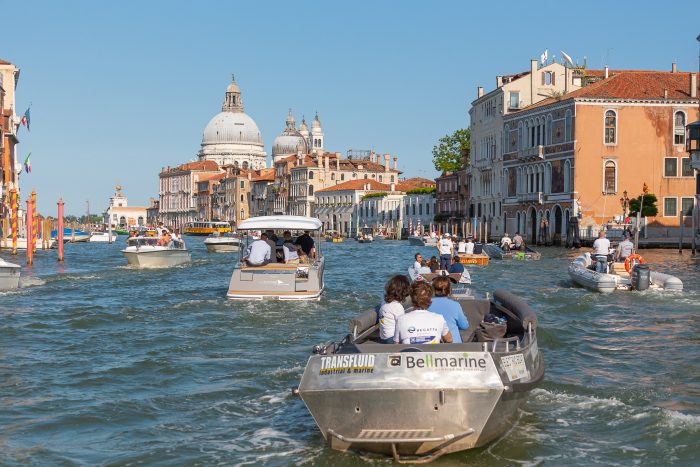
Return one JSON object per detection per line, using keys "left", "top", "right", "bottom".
{"left": 237, "top": 216, "right": 323, "bottom": 231}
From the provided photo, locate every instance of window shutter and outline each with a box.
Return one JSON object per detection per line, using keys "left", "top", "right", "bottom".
{"left": 541, "top": 72, "right": 545, "bottom": 85}
{"left": 551, "top": 72, "right": 556, "bottom": 86}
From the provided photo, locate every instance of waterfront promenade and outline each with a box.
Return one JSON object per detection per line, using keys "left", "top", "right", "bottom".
{"left": 1, "top": 239, "right": 698, "bottom": 465}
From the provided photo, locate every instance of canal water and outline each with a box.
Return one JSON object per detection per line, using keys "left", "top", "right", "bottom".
{"left": 1, "top": 239, "right": 699, "bottom": 465}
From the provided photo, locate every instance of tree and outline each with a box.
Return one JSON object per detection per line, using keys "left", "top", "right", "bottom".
{"left": 432, "top": 128, "right": 470, "bottom": 172}
{"left": 628, "top": 193, "right": 658, "bottom": 217}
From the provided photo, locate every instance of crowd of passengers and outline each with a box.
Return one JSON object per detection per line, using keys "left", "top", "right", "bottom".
{"left": 243, "top": 230, "right": 315, "bottom": 267}
{"left": 378, "top": 275, "right": 469, "bottom": 345}
{"left": 128, "top": 222, "right": 184, "bottom": 248}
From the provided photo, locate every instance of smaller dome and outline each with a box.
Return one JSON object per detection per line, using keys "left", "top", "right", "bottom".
{"left": 299, "top": 117, "right": 308, "bottom": 132}
{"left": 312, "top": 112, "right": 322, "bottom": 130}
{"left": 273, "top": 133, "right": 307, "bottom": 158}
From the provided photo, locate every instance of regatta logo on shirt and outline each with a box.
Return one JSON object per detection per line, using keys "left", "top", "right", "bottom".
{"left": 319, "top": 354, "right": 375, "bottom": 375}
{"left": 388, "top": 353, "right": 488, "bottom": 371}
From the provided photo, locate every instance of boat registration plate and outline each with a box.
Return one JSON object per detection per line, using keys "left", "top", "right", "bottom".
{"left": 500, "top": 354, "right": 529, "bottom": 381}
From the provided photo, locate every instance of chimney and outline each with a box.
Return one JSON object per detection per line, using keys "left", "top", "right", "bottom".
{"left": 317, "top": 155, "right": 323, "bottom": 167}
{"left": 477, "top": 86, "right": 484, "bottom": 98}
{"left": 604, "top": 66, "right": 609, "bottom": 79}
{"left": 384, "top": 154, "right": 390, "bottom": 172}
{"left": 393, "top": 156, "right": 398, "bottom": 170}
{"left": 664, "top": 89, "right": 668, "bottom": 99}
{"left": 672, "top": 62, "right": 677, "bottom": 73}
{"left": 530, "top": 59, "right": 538, "bottom": 75}
{"left": 324, "top": 155, "right": 329, "bottom": 169}
{"left": 390, "top": 183, "right": 395, "bottom": 192}
{"left": 691, "top": 73, "right": 697, "bottom": 98}
{"left": 496, "top": 76, "right": 503, "bottom": 88}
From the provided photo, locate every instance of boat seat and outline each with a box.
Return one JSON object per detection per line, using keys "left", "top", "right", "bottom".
{"left": 241, "top": 263, "right": 304, "bottom": 271}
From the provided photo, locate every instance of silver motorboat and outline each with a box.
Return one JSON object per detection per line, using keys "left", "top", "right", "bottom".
{"left": 295, "top": 289, "right": 544, "bottom": 462}
{"left": 483, "top": 244, "right": 541, "bottom": 260}
{"left": 227, "top": 216, "right": 324, "bottom": 300}
{"left": 0, "top": 258, "right": 21, "bottom": 291}
{"left": 121, "top": 236, "right": 191, "bottom": 268}
{"left": 204, "top": 233, "right": 242, "bottom": 253}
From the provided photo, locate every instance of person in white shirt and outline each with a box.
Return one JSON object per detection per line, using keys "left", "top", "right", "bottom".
{"left": 500, "top": 233, "right": 512, "bottom": 251}
{"left": 615, "top": 233, "right": 634, "bottom": 262}
{"left": 244, "top": 233, "right": 272, "bottom": 266}
{"left": 282, "top": 231, "right": 299, "bottom": 264}
{"left": 437, "top": 233, "right": 454, "bottom": 271}
{"left": 592, "top": 230, "right": 611, "bottom": 273}
{"left": 512, "top": 232, "right": 524, "bottom": 250}
{"left": 465, "top": 237, "right": 475, "bottom": 254}
{"left": 457, "top": 238, "right": 467, "bottom": 254}
{"left": 378, "top": 275, "right": 411, "bottom": 343}
{"left": 412, "top": 253, "right": 423, "bottom": 271}
{"left": 394, "top": 282, "right": 453, "bottom": 344}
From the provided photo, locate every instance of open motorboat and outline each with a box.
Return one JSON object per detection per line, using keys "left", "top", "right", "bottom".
{"left": 121, "top": 236, "right": 191, "bottom": 268}
{"left": 204, "top": 232, "right": 243, "bottom": 253}
{"left": 295, "top": 288, "right": 544, "bottom": 462}
{"left": 408, "top": 234, "right": 439, "bottom": 247}
{"left": 227, "top": 215, "right": 325, "bottom": 300}
{"left": 89, "top": 232, "right": 118, "bottom": 243}
{"left": 358, "top": 234, "right": 374, "bottom": 243}
{"left": 483, "top": 244, "right": 541, "bottom": 261}
{"left": 1, "top": 237, "right": 57, "bottom": 250}
{"left": 456, "top": 243, "right": 490, "bottom": 266}
{"left": 0, "top": 258, "right": 21, "bottom": 291}
{"left": 52, "top": 228, "right": 91, "bottom": 243}
{"left": 568, "top": 252, "right": 683, "bottom": 293}
{"left": 325, "top": 230, "right": 344, "bottom": 243}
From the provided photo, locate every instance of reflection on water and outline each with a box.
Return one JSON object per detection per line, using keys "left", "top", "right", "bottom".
{"left": 1, "top": 239, "right": 699, "bottom": 465}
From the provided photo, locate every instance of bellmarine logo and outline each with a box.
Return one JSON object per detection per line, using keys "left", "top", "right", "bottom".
{"left": 388, "top": 353, "right": 488, "bottom": 371}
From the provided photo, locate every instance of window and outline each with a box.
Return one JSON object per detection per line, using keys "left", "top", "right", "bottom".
{"left": 330, "top": 173, "right": 335, "bottom": 180}
{"left": 604, "top": 110, "right": 616, "bottom": 144}
{"left": 664, "top": 157, "right": 678, "bottom": 177}
{"left": 509, "top": 92, "right": 520, "bottom": 109}
{"left": 426, "top": 203, "right": 430, "bottom": 215}
{"left": 565, "top": 109, "right": 572, "bottom": 141}
{"left": 419, "top": 204, "right": 422, "bottom": 215}
{"left": 240, "top": 194, "right": 244, "bottom": 203}
{"left": 405, "top": 204, "right": 409, "bottom": 215}
{"left": 674, "top": 111, "right": 686, "bottom": 145}
{"left": 309, "top": 171, "right": 314, "bottom": 179}
{"left": 412, "top": 204, "right": 416, "bottom": 215}
{"left": 309, "top": 186, "right": 314, "bottom": 195}
{"left": 240, "top": 181, "right": 245, "bottom": 189}
{"left": 542, "top": 71, "right": 555, "bottom": 85}
{"left": 663, "top": 197, "right": 677, "bottom": 217}
{"left": 603, "top": 160, "right": 616, "bottom": 194}
{"left": 340, "top": 173, "right": 345, "bottom": 181}
{"left": 681, "top": 197, "right": 695, "bottom": 216}
{"left": 681, "top": 157, "right": 693, "bottom": 177}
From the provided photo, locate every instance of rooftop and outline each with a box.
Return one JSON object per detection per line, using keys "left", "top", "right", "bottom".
{"left": 316, "top": 179, "right": 391, "bottom": 193}
{"left": 396, "top": 177, "right": 435, "bottom": 191}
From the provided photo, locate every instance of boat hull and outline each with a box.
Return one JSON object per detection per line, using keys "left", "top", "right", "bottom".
{"left": 567, "top": 254, "right": 683, "bottom": 292}
{"left": 121, "top": 249, "right": 191, "bottom": 268}
{"left": 457, "top": 253, "right": 490, "bottom": 266}
{"left": 483, "top": 244, "right": 541, "bottom": 261}
{"left": 89, "top": 233, "right": 118, "bottom": 242}
{"left": 0, "top": 264, "right": 21, "bottom": 291}
{"left": 204, "top": 238, "right": 241, "bottom": 253}
{"left": 1, "top": 238, "right": 57, "bottom": 250}
{"left": 227, "top": 259, "right": 324, "bottom": 300}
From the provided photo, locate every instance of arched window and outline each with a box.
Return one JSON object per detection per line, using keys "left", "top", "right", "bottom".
{"left": 378, "top": 175, "right": 383, "bottom": 182}
{"left": 309, "top": 185, "right": 314, "bottom": 195}
{"left": 419, "top": 204, "right": 423, "bottom": 215}
{"left": 426, "top": 203, "right": 430, "bottom": 215}
{"left": 604, "top": 110, "right": 617, "bottom": 144}
{"left": 309, "top": 171, "right": 314, "bottom": 179}
{"left": 233, "top": 161, "right": 239, "bottom": 169}
{"left": 340, "top": 173, "right": 345, "bottom": 181}
{"left": 412, "top": 204, "right": 416, "bottom": 215}
{"left": 240, "top": 194, "right": 244, "bottom": 203}
{"left": 391, "top": 175, "right": 395, "bottom": 183}
{"left": 565, "top": 109, "right": 573, "bottom": 141}
{"left": 364, "top": 174, "right": 368, "bottom": 179}
{"left": 330, "top": 173, "right": 335, "bottom": 180}
{"left": 240, "top": 209, "right": 245, "bottom": 220}
{"left": 546, "top": 114, "right": 553, "bottom": 145}
{"left": 603, "top": 160, "right": 617, "bottom": 194}
{"left": 674, "top": 111, "right": 686, "bottom": 145}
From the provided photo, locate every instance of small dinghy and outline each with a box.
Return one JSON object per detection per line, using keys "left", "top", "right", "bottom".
{"left": 204, "top": 233, "right": 242, "bottom": 253}
{"left": 0, "top": 258, "right": 21, "bottom": 291}
{"left": 295, "top": 288, "right": 544, "bottom": 462}
{"left": 568, "top": 252, "right": 683, "bottom": 293}
{"left": 121, "top": 236, "right": 191, "bottom": 268}
{"left": 483, "top": 244, "right": 541, "bottom": 261}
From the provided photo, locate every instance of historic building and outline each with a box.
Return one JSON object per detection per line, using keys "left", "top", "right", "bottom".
{"left": 271, "top": 110, "right": 324, "bottom": 164}
{"left": 103, "top": 185, "right": 148, "bottom": 228}
{"left": 158, "top": 160, "right": 222, "bottom": 228}
{"left": 198, "top": 76, "right": 267, "bottom": 169}
{"left": 0, "top": 58, "right": 21, "bottom": 231}
{"left": 469, "top": 59, "right": 583, "bottom": 238}
{"left": 502, "top": 67, "right": 699, "bottom": 243}
{"left": 195, "top": 172, "right": 225, "bottom": 221}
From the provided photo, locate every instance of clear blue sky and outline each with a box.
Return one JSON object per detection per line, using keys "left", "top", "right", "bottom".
{"left": 4, "top": 0, "right": 700, "bottom": 215}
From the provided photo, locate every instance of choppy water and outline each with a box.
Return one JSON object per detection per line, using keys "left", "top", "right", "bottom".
{"left": 1, "top": 239, "right": 699, "bottom": 465}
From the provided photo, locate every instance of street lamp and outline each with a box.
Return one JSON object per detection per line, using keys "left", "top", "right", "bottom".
{"left": 619, "top": 190, "right": 630, "bottom": 220}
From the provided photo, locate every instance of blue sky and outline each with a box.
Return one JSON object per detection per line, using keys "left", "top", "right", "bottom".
{"left": 4, "top": 0, "right": 700, "bottom": 215}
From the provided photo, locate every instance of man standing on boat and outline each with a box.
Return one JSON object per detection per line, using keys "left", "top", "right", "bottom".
{"left": 437, "top": 233, "right": 454, "bottom": 271}
{"left": 592, "top": 230, "right": 611, "bottom": 273}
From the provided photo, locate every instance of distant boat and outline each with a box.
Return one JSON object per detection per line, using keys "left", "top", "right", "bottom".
{"left": 1, "top": 237, "right": 57, "bottom": 250}
{"left": 51, "top": 228, "right": 91, "bottom": 243}
{"left": 89, "top": 232, "right": 119, "bottom": 243}
{"left": 204, "top": 233, "right": 242, "bottom": 252}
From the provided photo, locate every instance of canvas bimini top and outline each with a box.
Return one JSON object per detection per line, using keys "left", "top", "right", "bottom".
{"left": 236, "top": 216, "right": 323, "bottom": 231}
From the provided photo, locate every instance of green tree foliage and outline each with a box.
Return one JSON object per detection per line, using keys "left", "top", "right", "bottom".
{"left": 360, "top": 192, "right": 388, "bottom": 202}
{"left": 405, "top": 187, "right": 436, "bottom": 195}
{"left": 628, "top": 193, "right": 658, "bottom": 217}
{"left": 432, "top": 128, "right": 470, "bottom": 172}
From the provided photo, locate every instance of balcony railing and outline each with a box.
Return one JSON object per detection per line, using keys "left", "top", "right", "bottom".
{"left": 518, "top": 145, "right": 544, "bottom": 160}
{"left": 517, "top": 192, "right": 544, "bottom": 204}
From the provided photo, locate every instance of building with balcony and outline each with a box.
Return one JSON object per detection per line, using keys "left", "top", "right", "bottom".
{"left": 502, "top": 66, "right": 699, "bottom": 244}
{"left": 158, "top": 160, "right": 222, "bottom": 229}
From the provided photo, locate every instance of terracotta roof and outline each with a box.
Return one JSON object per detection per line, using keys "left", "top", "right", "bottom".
{"left": 396, "top": 177, "right": 435, "bottom": 191}
{"left": 197, "top": 172, "right": 226, "bottom": 182}
{"left": 523, "top": 70, "right": 699, "bottom": 112}
{"left": 173, "top": 160, "right": 220, "bottom": 172}
{"left": 251, "top": 168, "right": 275, "bottom": 182}
{"left": 0, "top": 59, "right": 12, "bottom": 65}
{"left": 317, "top": 179, "right": 391, "bottom": 193}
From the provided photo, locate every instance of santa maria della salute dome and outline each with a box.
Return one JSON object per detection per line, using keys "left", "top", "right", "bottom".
{"left": 198, "top": 76, "right": 267, "bottom": 169}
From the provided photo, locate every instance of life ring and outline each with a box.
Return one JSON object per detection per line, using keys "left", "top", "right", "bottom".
{"left": 625, "top": 254, "right": 645, "bottom": 273}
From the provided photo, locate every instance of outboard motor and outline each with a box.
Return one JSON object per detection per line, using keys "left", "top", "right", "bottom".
{"left": 631, "top": 263, "right": 650, "bottom": 291}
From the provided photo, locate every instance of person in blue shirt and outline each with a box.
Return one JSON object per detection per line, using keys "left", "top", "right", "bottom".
{"left": 428, "top": 276, "right": 469, "bottom": 343}
{"left": 448, "top": 256, "right": 464, "bottom": 274}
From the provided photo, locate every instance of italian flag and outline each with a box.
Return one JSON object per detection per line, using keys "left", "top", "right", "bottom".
{"left": 24, "top": 153, "right": 31, "bottom": 173}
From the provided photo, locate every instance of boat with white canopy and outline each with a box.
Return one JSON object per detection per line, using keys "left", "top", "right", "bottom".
{"left": 227, "top": 216, "right": 324, "bottom": 300}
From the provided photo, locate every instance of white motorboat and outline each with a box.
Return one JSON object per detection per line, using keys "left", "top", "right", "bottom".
{"left": 357, "top": 234, "right": 373, "bottom": 243}
{"left": 89, "top": 232, "right": 118, "bottom": 242}
{"left": 295, "top": 288, "right": 544, "bottom": 462}
{"left": 121, "top": 236, "right": 191, "bottom": 268}
{"left": 407, "top": 235, "right": 439, "bottom": 247}
{"left": 1, "top": 237, "right": 57, "bottom": 250}
{"left": 204, "top": 233, "right": 242, "bottom": 252}
{"left": 568, "top": 252, "right": 683, "bottom": 293}
{"left": 0, "top": 258, "right": 21, "bottom": 291}
{"left": 227, "top": 216, "right": 324, "bottom": 300}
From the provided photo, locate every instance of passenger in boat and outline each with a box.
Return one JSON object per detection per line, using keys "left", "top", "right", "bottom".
{"left": 592, "top": 230, "right": 611, "bottom": 273}
{"left": 615, "top": 233, "right": 634, "bottom": 262}
{"left": 378, "top": 275, "right": 411, "bottom": 344}
{"left": 413, "top": 253, "right": 423, "bottom": 271}
{"left": 282, "top": 231, "right": 299, "bottom": 264}
{"left": 437, "top": 233, "right": 454, "bottom": 271}
{"left": 457, "top": 238, "right": 467, "bottom": 254}
{"left": 500, "top": 233, "right": 512, "bottom": 251}
{"left": 465, "top": 237, "right": 475, "bottom": 254}
{"left": 428, "top": 256, "right": 439, "bottom": 272}
{"left": 418, "top": 260, "right": 432, "bottom": 274}
{"left": 297, "top": 246, "right": 310, "bottom": 264}
{"left": 428, "top": 276, "right": 469, "bottom": 343}
{"left": 448, "top": 256, "right": 464, "bottom": 274}
{"left": 158, "top": 232, "right": 174, "bottom": 248}
{"left": 296, "top": 231, "right": 316, "bottom": 259}
{"left": 244, "top": 233, "right": 272, "bottom": 266}
{"left": 393, "top": 282, "right": 453, "bottom": 344}
{"left": 513, "top": 232, "right": 524, "bottom": 251}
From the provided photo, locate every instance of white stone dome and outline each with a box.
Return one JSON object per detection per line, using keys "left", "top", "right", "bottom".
{"left": 273, "top": 133, "right": 306, "bottom": 158}
{"left": 202, "top": 111, "right": 263, "bottom": 146}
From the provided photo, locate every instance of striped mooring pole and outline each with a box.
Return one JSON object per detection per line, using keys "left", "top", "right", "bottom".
{"left": 10, "top": 188, "right": 17, "bottom": 255}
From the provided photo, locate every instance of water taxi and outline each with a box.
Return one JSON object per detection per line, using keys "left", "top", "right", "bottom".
{"left": 483, "top": 244, "right": 541, "bottom": 261}
{"left": 121, "top": 236, "right": 191, "bottom": 268}
{"left": 204, "top": 232, "right": 243, "bottom": 253}
{"left": 0, "top": 258, "right": 20, "bottom": 291}
{"left": 295, "top": 288, "right": 544, "bottom": 462}
{"left": 183, "top": 221, "right": 231, "bottom": 236}
{"left": 227, "top": 216, "right": 324, "bottom": 300}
